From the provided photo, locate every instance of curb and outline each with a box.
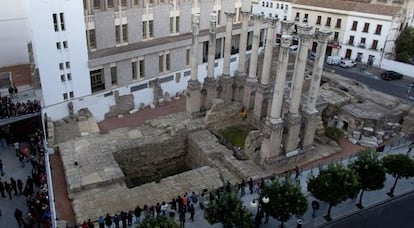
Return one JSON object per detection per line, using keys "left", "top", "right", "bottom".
{"left": 317, "top": 189, "right": 414, "bottom": 227}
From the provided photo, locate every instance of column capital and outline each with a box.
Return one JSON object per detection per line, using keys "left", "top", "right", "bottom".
{"left": 266, "top": 18, "right": 279, "bottom": 27}
{"left": 297, "top": 24, "right": 313, "bottom": 42}
{"left": 281, "top": 20, "right": 294, "bottom": 35}
{"left": 224, "top": 11, "right": 236, "bottom": 19}
{"left": 314, "top": 30, "right": 332, "bottom": 43}
{"left": 280, "top": 35, "right": 292, "bottom": 48}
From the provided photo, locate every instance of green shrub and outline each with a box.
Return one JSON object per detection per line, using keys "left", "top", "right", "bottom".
{"left": 325, "top": 127, "right": 344, "bottom": 141}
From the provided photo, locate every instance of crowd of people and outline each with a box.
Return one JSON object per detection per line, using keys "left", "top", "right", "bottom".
{"left": 0, "top": 96, "right": 41, "bottom": 119}
{"left": 0, "top": 128, "right": 52, "bottom": 228}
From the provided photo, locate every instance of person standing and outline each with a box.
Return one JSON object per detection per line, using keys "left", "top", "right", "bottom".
{"left": 5, "top": 181, "right": 12, "bottom": 199}
{"left": 188, "top": 204, "right": 195, "bottom": 222}
{"left": 97, "top": 215, "right": 104, "bottom": 228}
{"left": 179, "top": 209, "right": 186, "bottom": 228}
{"left": 134, "top": 205, "right": 142, "bottom": 224}
{"left": 14, "top": 208, "right": 24, "bottom": 227}
{"left": 104, "top": 213, "right": 113, "bottom": 228}
{"left": 17, "top": 179, "right": 23, "bottom": 195}
{"left": 248, "top": 178, "right": 254, "bottom": 194}
{"left": 0, "top": 159, "right": 4, "bottom": 176}
{"left": 10, "top": 177, "right": 18, "bottom": 195}
{"left": 0, "top": 180, "right": 5, "bottom": 198}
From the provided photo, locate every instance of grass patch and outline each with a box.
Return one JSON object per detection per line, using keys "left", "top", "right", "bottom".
{"left": 219, "top": 126, "right": 250, "bottom": 148}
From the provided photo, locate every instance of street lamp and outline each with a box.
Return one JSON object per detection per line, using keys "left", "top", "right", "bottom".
{"left": 251, "top": 196, "right": 270, "bottom": 225}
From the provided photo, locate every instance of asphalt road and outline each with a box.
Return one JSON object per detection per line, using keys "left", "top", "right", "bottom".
{"left": 324, "top": 64, "right": 414, "bottom": 103}
{"left": 323, "top": 191, "right": 414, "bottom": 228}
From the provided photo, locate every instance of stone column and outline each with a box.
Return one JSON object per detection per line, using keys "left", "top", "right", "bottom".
{"left": 204, "top": 13, "right": 218, "bottom": 109}
{"left": 218, "top": 12, "right": 235, "bottom": 103}
{"left": 258, "top": 35, "right": 292, "bottom": 165}
{"left": 186, "top": 13, "right": 202, "bottom": 116}
{"left": 281, "top": 20, "right": 294, "bottom": 36}
{"left": 242, "top": 15, "right": 263, "bottom": 110}
{"left": 302, "top": 30, "right": 332, "bottom": 148}
{"left": 284, "top": 24, "right": 313, "bottom": 153}
{"left": 253, "top": 18, "right": 278, "bottom": 121}
{"left": 233, "top": 11, "right": 250, "bottom": 102}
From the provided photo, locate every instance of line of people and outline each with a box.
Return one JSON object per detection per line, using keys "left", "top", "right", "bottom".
{"left": 0, "top": 96, "right": 41, "bottom": 119}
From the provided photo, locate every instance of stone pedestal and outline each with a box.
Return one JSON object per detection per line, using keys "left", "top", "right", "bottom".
{"left": 203, "top": 77, "right": 218, "bottom": 109}
{"left": 253, "top": 84, "right": 272, "bottom": 121}
{"left": 302, "top": 110, "right": 319, "bottom": 149}
{"left": 242, "top": 78, "right": 257, "bottom": 110}
{"left": 233, "top": 72, "right": 246, "bottom": 102}
{"left": 284, "top": 112, "right": 302, "bottom": 152}
{"left": 186, "top": 80, "right": 201, "bottom": 116}
{"left": 218, "top": 75, "right": 233, "bottom": 103}
{"left": 259, "top": 117, "right": 284, "bottom": 165}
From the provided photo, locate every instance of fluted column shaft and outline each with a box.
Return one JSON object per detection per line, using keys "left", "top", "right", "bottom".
{"left": 288, "top": 25, "right": 313, "bottom": 114}
{"left": 305, "top": 30, "right": 332, "bottom": 112}
{"left": 237, "top": 11, "right": 250, "bottom": 75}
{"left": 270, "top": 35, "right": 291, "bottom": 119}
{"left": 222, "top": 12, "right": 235, "bottom": 76}
{"left": 207, "top": 13, "right": 217, "bottom": 79}
{"left": 248, "top": 15, "right": 263, "bottom": 80}
{"left": 260, "top": 19, "right": 278, "bottom": 85}
{"left": 190, "top": 13, "right": 200, "bottom": 81}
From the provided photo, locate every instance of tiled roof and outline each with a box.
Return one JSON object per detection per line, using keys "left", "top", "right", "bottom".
{"left": 293, "top": 0, "right": 402, "bottom": 16}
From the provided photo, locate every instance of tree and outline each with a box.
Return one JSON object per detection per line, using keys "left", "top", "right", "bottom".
{"left": 138, "top": 216, "right": 179, "bottom": 228}
{"left": 395, "top": 26, "right": 414, "bottom": 63}
{"left": 307, "top": 163, "right": 359, "bottom": 221}
{"left": 262, "top": 178, "right": 308, "bottom": 227}
{"left": 349, "top": 149, "right": 386, "bottom": 209}
{"left": 382, "top": 154, "right": 414, "bottom": 197}
{"left": 204, "top": 190, "right": 253, "bottom": 228}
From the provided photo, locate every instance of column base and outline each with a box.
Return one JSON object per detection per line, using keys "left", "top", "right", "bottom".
{"left": 301, "top": 109, "right": 320, "bottom": 148}
{"left": 242, "top": 77, "right": 258, "bottom": 111}
{"left": 233, "top": 72, "right": 247, "bottom": 102}
{"left": 203, "top": 78, "right": 218, "bottom": 110}
{"left": 284, "top": 112, "right": 302, "bottom": 153}
{"left": 258, "top": 117, "right": 284, "bottom": 166}
{"left": 253, "top": 84, "right": 272, "bottom": 122}
{"left": 218, "top": 75, "right": 233, "bottom": 103}
{"left": 186, "top": 80, "right": 202, "bottom": 117}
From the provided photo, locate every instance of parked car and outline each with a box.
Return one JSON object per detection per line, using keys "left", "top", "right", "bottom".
{"left": 308, "top": 52, "right": 316, "bottom": 60}
{"left": 339, "top": 59, "right": 356, "bottom": 68}
{"left": 289, "top": 45, "right": 298, "bottom": 53}
{"left": 380, "top": 71, "right": 403, "bottom": 80}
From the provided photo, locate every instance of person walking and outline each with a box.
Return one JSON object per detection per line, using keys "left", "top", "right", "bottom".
{"left": 17, "top": 179, "right": 23, "bottom": 195}
{"left": 97, "top": 215, "right": 104, "bottom": 228}
{"left": 10, "top": 177, "right": 18, "bottom": 195}
{"left": 188, "top": 203, "right": 195, "bottom": 222}
{"left": 248, "top": 178, "right": 254, "bottom": 194}
{"left": 179, "top": 209, "right": 186, "bottom": 228}
{"left": 5, "top": 181, "right": 12, "bottom": 199}
{"left": 14, "top": 208, "right": 24, "bottom": 227}
{"left": 0, "top": 159, "right": 4, "bottom": 176}
{"left": 134, "top": 205, "right": 142, "bottom": 224}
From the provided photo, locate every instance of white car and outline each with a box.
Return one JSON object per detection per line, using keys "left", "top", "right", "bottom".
{"left": 339, "top": 59, "right": 356, "bottom": 68}
{"left": 289, "top": 45, "right": 298, "bottom": 53}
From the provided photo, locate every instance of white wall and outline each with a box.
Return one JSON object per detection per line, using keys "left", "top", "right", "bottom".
{"left": 380, "top": 58, "right": 414, "bottom": 79}
{"left": 252, "top": 0, "right": 292, "bottom": 21}
{"left": 0, "top": 0, "right": 30, "bottom": 67}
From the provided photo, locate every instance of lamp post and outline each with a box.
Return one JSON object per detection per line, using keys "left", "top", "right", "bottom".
{"left": 251, "top": 196, "right": 270, "bottom": 226}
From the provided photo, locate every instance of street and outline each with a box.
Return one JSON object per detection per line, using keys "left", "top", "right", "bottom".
{"left": 324, "top": 64, "right": 414, "bottom": 103}
{"left": 323, "top": 190, "right": 414, "bottom": 228}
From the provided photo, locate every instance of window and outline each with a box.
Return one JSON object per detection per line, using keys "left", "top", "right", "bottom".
{"left": 176, "top": 16, "right": 179, "bottom": 33}
{"left": 111, "top": 66, "right": 117, "bottom": 85}
{"left": 316, "top": 16, "right": 321, "bottom": 25}
{"left": 63, "top": 93, "right": 68, "bottom": 100}
{"left": 67, "top": 73, "right": 71, "bottom": 81}
{"left": 133, "top": 0, "right": 139, "bottom": 7}
{"left": 166, "top": 53, "right": 170, "bottom": 71}
{"left": 159, "top": 52, "right": 170, "bottom": 73}
{"left": 270, "top": 3, "right": 273, "bottom": 8}
{"left": 186, "top": 48, "right": 190, "bottom": 66}
{"left": 121, "top": 0, "right": 127, "bottom": 6}
{"left": 88, "top": 29, "right": 96, "bottom": 49}
{"left": 334, "top": 32, "right": 339, "bottom": 41}
{"left": 375, "top": 25, "right": 382, "bottom": 35}
{"left": 108, "top": 0, "right": 114, "bottom": 8}
{"left": 266, "top": 2, "right": 268, "bottom": 7}
{"left": 159, "top": 55, "right": 164, "bottom": 73}
{"left": 132, "top": 61, "right": 137, "bottom": 79}
{"left": 122, "top": 24, "right": 128, "bottom": 42}
{"left": 148, "top": 20, "right": 153, "bottom": 38}
{"left": 304, "top": 14, "right": 308, "bottom": 23}
{"left": 352, "top": 21, "right": 358, "bottom": 31}
{"left": 349, "top": 35, "right": 354, "bottom": 45}
{"left": 276, "top": 3, "right": 279, "bottom": 8}
{"left": 52, "top": 14, "right": 58, "bottom": 31}
{"left": 371, "top": 40, "right": 378, "bottom": 50}
{"left": 93, "top": 0, "right": 100, "bottom": 9}
{"left": 285, "top": 4, "right": 288, "bottom": 10}
{"left": 115, "top": 25, "right": 120, "bottom": 44}
{"left": 60, "top": 74, "right": 65, "bottom": 82}
{"left": 59, "top": 63, "right": 64, "bottom": 70}
{"left": 335, "top": 18, "right": 341, "bottom": 28}
{"left": 363, "top": 22, "right": 369, "bottom": 32}
{"left": 90, "top": 69, "right": 105, "bottom": 93}
{"left": 63, "top": 41, "right": 68, "bottom": 48}
{"left": 69, "top": 91, "right": 74, "bottom": 98}
{"left": 326, "top": 17, "right": 331, "bottom": 26}
{"left": 295, "top": 12, "right": 299, "bottom": 22}
{"left": 59, "top": 13, "right": 65, "bottom": 31}
{"left": 142, "top": 21, "right": 147, "bottom": 39}
{"left": 56, "top": 42, "right": 61, "bottom": 50}
{"left": 139, "top": 59, "right": 145, "bottom": 79}
{"left": 170, "top": 17, "right": 174, "bottom": 34}
{"left": 65, "top": 61, "right": 70, "bottom": 69}
{"left": 281, "top": 4, "right": 283, "bottom": 9}
{"left": 262, "top": 2, "right": 265, "bottom": 7}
